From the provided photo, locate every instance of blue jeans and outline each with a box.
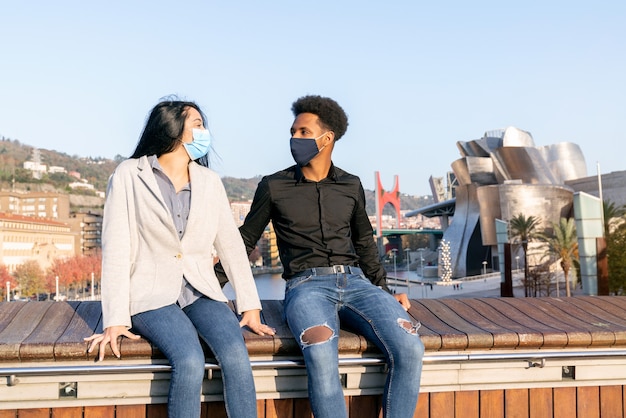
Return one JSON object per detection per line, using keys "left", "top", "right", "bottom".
{"left": 131, "top": 298, "right": 257, "bottom": 418}
{"left": 284, "top": 273, "right": 424, "bottom": 418}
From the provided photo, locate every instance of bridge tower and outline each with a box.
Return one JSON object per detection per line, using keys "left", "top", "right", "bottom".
{"left": 374, "top": 170, "right": 401, "bottom": 238}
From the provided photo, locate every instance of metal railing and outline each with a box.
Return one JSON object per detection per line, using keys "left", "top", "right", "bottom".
{"left": 3, "top": 350, "right": 626, "bottom": 386}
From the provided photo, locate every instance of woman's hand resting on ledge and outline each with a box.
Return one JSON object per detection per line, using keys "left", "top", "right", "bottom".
{"left": 84, "top": 309, "right": 275, "bottom": 362}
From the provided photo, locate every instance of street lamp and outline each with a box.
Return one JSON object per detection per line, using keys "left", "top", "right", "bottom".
{"left": 482, "top": 261, "right": 487, "bottom": 276}
{"left": 417, "top": 248, "right": 425, "bottom": 277}
{"left": 55, "top": 275, "right": 59, "bottom": 302}
{"left": 390, "top": 249, "right": 398, "bottom": 292}
{"left": 6, "top": 281, "right": 10, "bottom": 302}
{"left": 404, "top": 248, "right": 410, "bottom": 269}
{"left": 91, "top": 272, "right": 95, "bottom": 300}
{"left": 515, "top": 256, "right": 520, "bottom": 272}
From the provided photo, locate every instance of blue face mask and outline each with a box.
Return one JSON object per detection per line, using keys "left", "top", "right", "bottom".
{"left": 184, "top": 128, "right": 212, "bottom": 160}
{"left": 290, "top": 132, "right": 327, "bottom": 167}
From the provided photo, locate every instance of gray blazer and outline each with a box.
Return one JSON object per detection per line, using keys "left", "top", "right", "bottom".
{"left": 101, "top": 156, "right": 261, "bottom": 329}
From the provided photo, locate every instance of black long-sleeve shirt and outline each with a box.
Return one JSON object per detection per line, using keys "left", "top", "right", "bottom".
{"left": 239, "top": 164, "right": 389, "bottom": 292}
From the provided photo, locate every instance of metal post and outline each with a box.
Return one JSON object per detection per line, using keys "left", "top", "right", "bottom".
{"left": 482, "top": 261, "right": 487, "bottom": 276}
{"left": 91, "top": 272, "right": 95, "bottom": 300}
{"left": 55, "top": 276, "right": 59, "bottom": 302}
{"left": 6, "top": 282, "right": 9, "bottom": 302}
{"left": 391, "top": 249, "right": 397, "bottom": 293}
{"left": 516, "top": 256, "right": 520, "bottom": 272}
{"left": 392, "top": 249, "right": 397, "bottom": 277}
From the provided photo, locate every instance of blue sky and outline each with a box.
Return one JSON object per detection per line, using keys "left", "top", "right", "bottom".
{"left": 1, "top": 1, "right": 624, "bottom": 196}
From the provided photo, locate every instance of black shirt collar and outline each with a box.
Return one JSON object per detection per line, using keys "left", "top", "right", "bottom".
{"left": 294, "top": 163, "right": 338, "bottom": 183}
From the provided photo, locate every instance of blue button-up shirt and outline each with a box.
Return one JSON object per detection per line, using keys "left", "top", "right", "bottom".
{"left": 150, "top": 155, "right": 203, "bottom": 308}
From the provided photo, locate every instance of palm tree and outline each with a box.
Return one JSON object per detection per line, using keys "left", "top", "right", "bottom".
{"left": 603, "top": 200, "right": 626, "bottom": 237}
{"left": 509, "top": 213, "right": 541, "bottom": 297}
{"left": 538, "top": 217, "right": 579, "bottom": 297}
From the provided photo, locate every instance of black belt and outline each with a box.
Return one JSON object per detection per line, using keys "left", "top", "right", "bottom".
{"left": 292, "top": 265, "right": 363, "bottom": 277}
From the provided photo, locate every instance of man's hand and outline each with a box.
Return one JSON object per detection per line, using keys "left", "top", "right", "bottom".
{"left": 394, "top": 293, "right": 411, "bottom": 311}
{"left": 240, "top": 309, "right": 276, "bottom": 336}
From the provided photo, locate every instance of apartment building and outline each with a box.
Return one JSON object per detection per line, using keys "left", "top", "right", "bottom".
{"left": 0, "top": 212, "right": 75, "bottom": 272}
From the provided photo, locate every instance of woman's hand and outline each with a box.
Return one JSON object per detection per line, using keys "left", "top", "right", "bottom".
{"left": 84, "top": 325, "right": 140, "bottom": 361}
{"left": 239, "top": 309, "right": 276, "bottom": 336}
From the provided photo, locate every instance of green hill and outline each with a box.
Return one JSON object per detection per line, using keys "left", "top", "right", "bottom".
{"left": 0, "top": 137, "right": 432, "bottom": 215}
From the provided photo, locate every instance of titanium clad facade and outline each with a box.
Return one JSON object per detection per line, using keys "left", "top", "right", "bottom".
{"left": 441, "top": 126, "right": 586, "bottom": 278}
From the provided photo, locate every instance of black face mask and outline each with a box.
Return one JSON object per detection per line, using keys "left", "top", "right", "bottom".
{"left": 289, "top": 133, "right": 327, "bottom": 166}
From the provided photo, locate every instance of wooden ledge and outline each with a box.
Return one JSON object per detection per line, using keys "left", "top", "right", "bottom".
{"left": 1, "top": 296, "right": 626, "bottom": 363}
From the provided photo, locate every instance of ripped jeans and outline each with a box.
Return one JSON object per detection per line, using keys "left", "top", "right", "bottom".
{"left": 284, "top": 272, "right": 424, "bottom": 418}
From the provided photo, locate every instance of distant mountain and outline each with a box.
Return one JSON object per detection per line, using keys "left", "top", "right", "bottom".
{"left": 0, "top": 137, "right": 433, "bottom": 215}
{"left": 222, "top": 175, "right": 433, "bottom": 214}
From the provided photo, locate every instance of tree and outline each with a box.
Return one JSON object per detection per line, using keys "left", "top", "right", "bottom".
{"left": 607, "top": 221, "right": 626, "bottom": 295}
{"left": 0, "top": 264, "right": 15, "bottom": 301}
{"left": 14, "top": 260, "right": 45, "bottom": 299}
{"left": 603, "top": 200, "right": 626, "bottom": 237}
{"left": 537, "top": 217, "right": 579, "bottom": 297}
{"left": 603, "top": 199, "right": 626, "bottom": 295}
{"left": 509, "top": 213, "right": 541, "bottom": 297}
{"left": 46, "top": 254, "right": 103, "bottom": 299}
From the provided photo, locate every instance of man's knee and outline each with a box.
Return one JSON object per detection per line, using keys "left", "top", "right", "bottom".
{"left": 397, "top": 318, "right": 420, "bottom": 335}
{"left": 300, "top": 324, "right": 334, "bottom": 348}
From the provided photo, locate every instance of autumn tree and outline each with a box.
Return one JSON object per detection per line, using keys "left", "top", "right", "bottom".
{"left": 14, "top": 260, "right": 45, "bottom": 299}
{"left": 46, "top": 254, "right": 102, "bottom": 299}
{"left": 0, "top": 264, "right": 15, "bottom": 301}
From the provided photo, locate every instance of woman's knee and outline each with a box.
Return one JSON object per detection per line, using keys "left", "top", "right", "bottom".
{"left": 169, "top": 344, "right": 205, "bottom": 375}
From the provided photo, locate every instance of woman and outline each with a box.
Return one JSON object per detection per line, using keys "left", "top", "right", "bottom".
{"left": 85, "top": 99, "right": 274, "bottom": 418}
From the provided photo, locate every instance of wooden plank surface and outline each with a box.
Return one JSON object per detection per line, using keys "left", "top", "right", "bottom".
{"left": 0, "top": 302, "right": 52, "bottom": 361}
{"left": 114, "top": 405, "right": 146, "bottom": 418}
{"left": 479, "top": 390, "right": 504, "bottom": 418}
{"left": 2, "top": 296, "right": 626, "bottom": 364}
{"left": 408, "top": 301, "right": 468, "bottom": 350}
{"left": 553, "top": 387, "right": 576, "bottom": 418}
{"left": 599, "top": 385, "right": 623, "bottom": 418}
{"left": 0, "top": 302, "right": 25, "bottom": 334}
{"left": 525, "top": 298, "right": 611, "bottom": 347}
{"left": 293, "top": 398, "right": 313, "bottom": 418}
{"left": 577, "top": 386, "right": 600, "bottom": 418}
{"left": 449, "top": 298, "right": 543, "bottom": 348}
{"left": 259, "top": 299, "right": 299, "bottom": 355}
{"left": 438, "top": 298, "right": 519, "bottom": 348}
{"left": 478, "top": 298, "right": 568, "bottom": 348}
{"left": 430, "top": 391, "right": 455, "bottom": 418}
{"left": 419, "top": 299, "right": 494, "bottom": 349}
{"left": 19, "top": 302, "right": 78, "bottom": 361}
{"left": 12, "top": 410, "right": 48, "bottom": 418}
{"left": 569, "top": 297, "right": 626, "bottom": 345}
{"left": 50, "top": 407, "right": 83, "bottom": 418}
{"left": 56, "top": 301, "right": 104, "bottom": 360}
{"left": 528, "top": 388, "right": 552, "bottom": 418}
{"left": 455, "top": 390, "right": 479, "bottom": 418}
{"left": 504, "top": 388, "right": 528, "bottom": 418}
{"left": 414, "top": 391, "right": 429, "bottom": 418}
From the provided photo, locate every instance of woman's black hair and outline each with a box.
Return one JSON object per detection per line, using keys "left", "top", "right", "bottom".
{"left": 291, "top": 95, "right": 349, "bottom": 141}
{"left": 130, "top": 99, "right": 210, "bottom": 167}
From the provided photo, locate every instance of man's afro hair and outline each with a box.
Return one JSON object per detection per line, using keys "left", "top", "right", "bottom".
{"left": 291, "top": 95, "right": 349, "bottom": 141}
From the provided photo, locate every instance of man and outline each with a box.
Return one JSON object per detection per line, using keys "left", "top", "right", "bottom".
{"left": 237, "top": 95, "right": 424, "bottom": 418}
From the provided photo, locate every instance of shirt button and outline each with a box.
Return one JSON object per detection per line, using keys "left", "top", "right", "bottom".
{"left": 175, "top": 253, "right": 182, "bottom": 259}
